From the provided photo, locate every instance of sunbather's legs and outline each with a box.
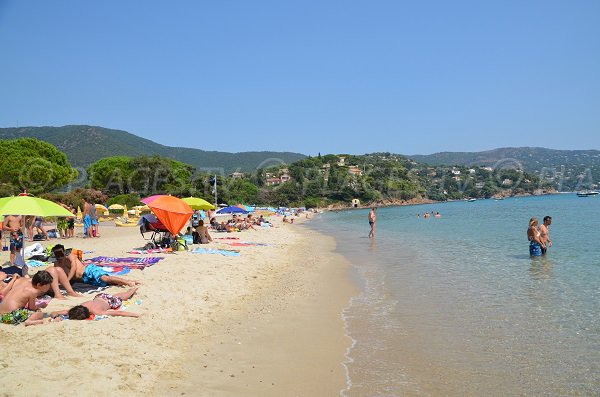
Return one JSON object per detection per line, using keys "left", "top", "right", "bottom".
{"left": 111, "top": 287, "right": 139, "bottom": 300}
{"left": 100, "top": 275, "right": 142, "bottom": 287}
{"left": 24, "top": 311, "right": 44, "bottom": 326}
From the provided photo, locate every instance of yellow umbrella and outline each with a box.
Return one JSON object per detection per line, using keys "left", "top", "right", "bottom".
{"left": 76, "top": 206, "right": 82, "bottom": 220}
{"left": 108, "top": 204, "right": 125, "bottom": 210}
{"left": 123, "top": 205, "right": 128, "bottom": 218}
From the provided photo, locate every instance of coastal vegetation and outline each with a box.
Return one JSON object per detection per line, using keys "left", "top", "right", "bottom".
{"left": 0, "top": 138, "right": 77, "bottom": 196}
{"left": 0, "top": 137, "right": 556, "bottom": 208}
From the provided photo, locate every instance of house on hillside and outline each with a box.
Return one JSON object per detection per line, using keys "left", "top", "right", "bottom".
{"left": 348, "top": 166, "right": 363, "bottom": 176}
{"left": 229, "top": 172, "right": 244, "bottom": 179}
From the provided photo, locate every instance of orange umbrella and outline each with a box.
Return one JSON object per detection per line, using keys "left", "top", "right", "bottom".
{"left": 147, "top": 196, "right": 193, "bottom": 235}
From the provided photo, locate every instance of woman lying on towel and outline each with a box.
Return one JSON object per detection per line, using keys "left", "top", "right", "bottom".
{"left": 49, "top": 287, "right": 139, "bottom": 321}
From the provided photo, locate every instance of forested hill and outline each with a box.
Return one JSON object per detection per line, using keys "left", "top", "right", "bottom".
{"left": 409, "top": 147, "right": 600, "bottom": 170}
{"left": 409, "top": 147, "right": 600, "bottom": 191}
{"left": 0, "top": 125, "right": 306, "bottom": 174}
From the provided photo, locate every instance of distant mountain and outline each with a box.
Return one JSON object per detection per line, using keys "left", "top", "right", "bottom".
{"left": 409, "top": 147, "right": 600, "bottom": 191}
{"left": 0, "top": 125, "right": 306, "bottom": 174}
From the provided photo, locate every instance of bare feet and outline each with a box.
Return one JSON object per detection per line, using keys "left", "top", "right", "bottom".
{"left": 126, "top": 280, "right": 142, "bottom": 287}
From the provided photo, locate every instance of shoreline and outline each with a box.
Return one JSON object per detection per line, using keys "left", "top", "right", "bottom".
{"left": 324, "top": 191, "right": 563, "bottom": 212}
{"left": 153, "top": 219, "right": 357, "bottom": 396}
{"left": 1, "top": 217, "right": 357, "bottom": 397}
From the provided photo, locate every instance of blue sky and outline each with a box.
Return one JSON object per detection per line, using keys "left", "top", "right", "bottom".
{"left": 1, "top": 1, "right": 599, "bottom": 155}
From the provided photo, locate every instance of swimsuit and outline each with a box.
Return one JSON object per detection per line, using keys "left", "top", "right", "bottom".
{"left": 67, "top": 219, "right": 75, "bottom": 229}
{"left": 94, "top": 293, "right": 122, "bottom": 309}
{"left": 83, "top": 215, "right": 92, "bottom": 234}
{"left": 9, "top": 231, "right": 23, "bottom": 251}
{"left": 369, "top": 221, "right": 374, "bottom": 226}
{"left": 529, "top": 228, "right": 542, "bottom": 257}
{"left": 81, "top": 264, "right": 111, "bottom": 287}
{"left": 1, "top": 308, "right": 31, "bottom": 325}
{"left": 529, "top": 241, "right": 542, "bottom": 256}
{"left": 33, "top": 217, "right": 43, "bottom": 227}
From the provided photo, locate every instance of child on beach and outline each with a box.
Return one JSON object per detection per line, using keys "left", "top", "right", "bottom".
{"left": 50, "top": 287, "right": 140, "bottom": 320}
{"left": 0, "top": 270, "right": 53, "bottom": 326}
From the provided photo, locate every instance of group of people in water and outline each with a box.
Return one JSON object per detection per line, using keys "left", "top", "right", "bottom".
{"left": 527, "top": 216, "right": 552, "bottom": 257}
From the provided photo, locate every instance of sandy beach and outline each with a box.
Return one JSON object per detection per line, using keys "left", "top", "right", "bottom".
{"left": 0, "top": 217, "right": 355, "bottom": 397}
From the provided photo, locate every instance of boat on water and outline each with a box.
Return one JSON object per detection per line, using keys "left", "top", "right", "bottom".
{"left": 577, "top": 191, "right": 599, "bottom": 197}
{"left": 466, "top": 198, "right": 476, "bottom": 202}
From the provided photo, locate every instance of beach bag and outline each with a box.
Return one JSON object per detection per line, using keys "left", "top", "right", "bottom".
{"left": 24, "top": 242, "right": 45, "bottom": 258}
{"left": 33, "top": 234, "right": 46, "bottom": 241}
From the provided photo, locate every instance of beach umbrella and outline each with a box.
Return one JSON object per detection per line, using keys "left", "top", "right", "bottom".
{"left": 95, "top": 203, "right": 109, "bottom": 216}
{"left": 76, "top": 206, "right": 82, "bottom": 220}
{"left": 0, "top": 196, "right": 74, "bottom": 217}
{"left": 0, "top": 196, "right": 75, "bottom": 274}
{"left": 181, "top": 197, "right": 215, "bottom": 210}
{"left": 108, "top": 204, "right": 125, "bottom": 210}
{"left": 141, "top": 195, "right": 165, "bottom": 205}
{"left": 147, "top": 195, "right": 193, "bottom": 235}
{"left": 216, "top": 205, "right": 248, "bottom": 215}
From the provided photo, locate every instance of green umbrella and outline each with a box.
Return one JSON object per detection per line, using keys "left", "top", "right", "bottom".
{"left": 0, "top": 196, "right": 74, "bottom": 217}
{"left": 181, "top": 197, "right": 215, "bottom": 210}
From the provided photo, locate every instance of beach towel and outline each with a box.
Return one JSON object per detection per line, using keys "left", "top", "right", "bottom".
{"left": 222, "top": 242, "right": 269, "bottom": 247}
{"left": 215, "top": 237, "right": 240, "bottom": 240}
{"left": 190, "top": 247, "right": 240, "bottom": 257}
{"left": 88, "top": 256, "right": 164, "bottom": 264}
{"left": 128, "top": 248, "right": 172, "bottom": 254}
{"left": 25, "top": 259, "right": 48, "bottom": 267}
{"left": 84, "top": 256, "right": 164, "bottom": 270}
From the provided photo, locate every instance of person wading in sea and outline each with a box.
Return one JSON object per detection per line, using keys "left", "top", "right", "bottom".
{"left": 538, "top": 215, "right": 552, "bottom": 255}
{"left": 368, "top": 207, "right": 377, "bottom": 239}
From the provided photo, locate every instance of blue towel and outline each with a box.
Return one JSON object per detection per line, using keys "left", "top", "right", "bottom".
{"left": 191, "top": 248, "right": 240, "bottom": 257}
{"left": 26, "top": 260, "right": 48, "bottom": 267}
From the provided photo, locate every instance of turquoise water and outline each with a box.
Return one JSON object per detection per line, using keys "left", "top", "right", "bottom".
{"left": 311, "top": 194, "right": 600, "bottom": 396}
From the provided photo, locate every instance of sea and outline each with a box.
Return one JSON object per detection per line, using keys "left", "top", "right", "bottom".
{"left": 309, "top": 194, "right": 600, "bottom": 397}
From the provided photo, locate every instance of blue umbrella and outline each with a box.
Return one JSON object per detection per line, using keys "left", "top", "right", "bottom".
{"left": 217, "top": 206, "right": 248, "bottom": 214}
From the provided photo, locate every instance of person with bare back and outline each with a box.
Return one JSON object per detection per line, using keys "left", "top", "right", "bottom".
{"left": 368, "top": 208, "right": 377, "bottom": 238}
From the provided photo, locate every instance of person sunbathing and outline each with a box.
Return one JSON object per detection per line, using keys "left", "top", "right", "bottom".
{"left": 0, "top": 270, "right": 52, "bottom": 326}
{"left": 52, "top": 244, "right": 141, "bottom": 288}
{"left": 50, "top": 287, "right": 140, "bottom": 320}
{"left": 0, "top": 272, "right": 20, "bottom": 300}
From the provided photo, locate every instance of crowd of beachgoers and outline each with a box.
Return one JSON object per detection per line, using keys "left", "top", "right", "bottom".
{"left": 1, "top": 196, "right": 312, "bottom": 326}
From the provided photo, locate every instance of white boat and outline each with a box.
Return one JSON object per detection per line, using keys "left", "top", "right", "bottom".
{"left": 577, "top": 191, "right": 599, "bottom": 197}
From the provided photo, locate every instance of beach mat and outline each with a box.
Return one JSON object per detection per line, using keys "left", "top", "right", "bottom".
{"left": 84, "top": 256, "right": 164, "bottom": 270}
{"left": 222, "top": 242, "right": 269, "bottom": 247}
{"left": 190, "top": 248, "right": 240, "bottom": 257}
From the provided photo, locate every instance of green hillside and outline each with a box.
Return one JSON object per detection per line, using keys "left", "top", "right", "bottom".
{"left": 409, "top": 147, "right": 600, "bottom": 191}
{"left": 0, "top": 125, "right": 306, "bottom": 174}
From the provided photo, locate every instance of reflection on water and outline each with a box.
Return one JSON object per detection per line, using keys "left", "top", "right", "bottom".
{"left": 311, "top": 194, "right": 600, "bottom": 397}
{"left": 528, "top": 255, "right": 554, "bottom": 280}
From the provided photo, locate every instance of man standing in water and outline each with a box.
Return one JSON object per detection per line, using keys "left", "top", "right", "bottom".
{"left": 368, "top": 207, "right": 377, "bottom": 238}
{"left": 539, "top": 215, "right": 552, "bottom": 254}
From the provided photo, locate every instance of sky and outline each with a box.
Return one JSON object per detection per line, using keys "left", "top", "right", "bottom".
{"left": 1, "top": 0, "right": 599, "bottom": 156}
